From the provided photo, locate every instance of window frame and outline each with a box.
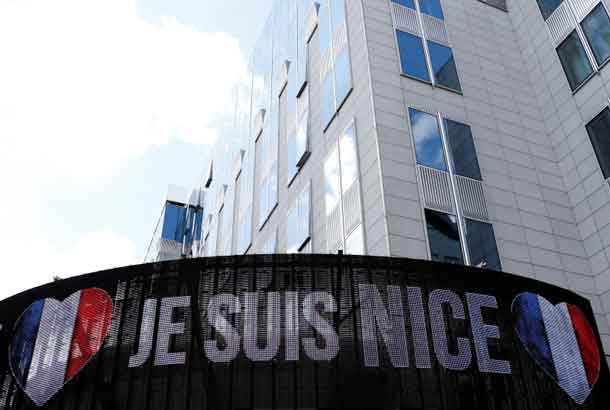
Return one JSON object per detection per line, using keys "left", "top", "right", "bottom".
{"left": 586, "top": 106, "right": 610, "bottom": 180}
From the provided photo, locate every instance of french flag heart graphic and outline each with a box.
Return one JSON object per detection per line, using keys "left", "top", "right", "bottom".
{"left": 512, "top": 292, "right": 601, "bottom": 404}
{"left": 9, "top": 288, "right": 113, "bottom": 407}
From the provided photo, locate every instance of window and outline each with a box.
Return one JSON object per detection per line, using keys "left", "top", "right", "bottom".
{"left": 581, "top": 4, "right": 610, "bottom": 66}
{"left": 339, "top": 125, "right": 359, "bottom": 192}
{"left": 288, "top": 91, "right": 311, "bottom": 183}
{"left": 427, "top": 41, "right": 461, "bottom": 91}
{"left": 425, "top": 210, "right": 464, "bottom": 265}
{"left": 586, "top": 107, "right": 610, "bottom": 179}
{"left": 161, "top": 203, "right": 187, "bottom": 242}
{"left": 444, "top": 119, "right": 482, "bottom": 180}
{"left": 536, "top": 0, "right": 563, "bottom": 20}
{"left": 393, "top": 1, "right": 461, "bottom": 92}
{"left": 287, "top": 185, "right": 311, "bottom": 253}
{"left": 557, "top": 31, "right": 594, "bottom": 90}
{"left": 408, "top": 108, "right": 447, "bottom": 171}
{"left": 334, "top": 48, "right": 352, "bottom": 108}
{"left": 321, "top": 71, "right": 336, "bottom": 129}
{"left": 324, "top": 147, "right": 341, "bottom": 216}
{"left": 396, "top": 31, "right": 430, "bottom": 82}
{"left": 465, "top": 219, "right": 502, "bottom": 271}
{"left": 419, "top": 0, "right": 444, "bottom": 19}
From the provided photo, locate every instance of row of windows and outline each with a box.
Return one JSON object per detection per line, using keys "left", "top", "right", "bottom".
{"left": 547, "top": 2, "right": 610, "bottom": 90}
{"left": 393, "top": 0, "right": 462, "bottom": 92}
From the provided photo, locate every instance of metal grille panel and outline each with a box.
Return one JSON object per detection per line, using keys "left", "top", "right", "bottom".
{"left": 547, "top": 1, "right": 576, "bottom": 46}
{"left": 343, "top": 182, "right": 362, "bottom": 235}
{"left": 391, "top": 3, "right": 421, "bottom": 36}
{"left": 327, "top": 205, "right": 343, "bottom": 251}
{"left": 421, "top": 14, "right": 449, "bottom": 46}
{"left": 572, "top": 0, "right": 600, "bottom": 20}
{"left": 418, "top": 165, "right": 454, "bottom": 213}
{"left": 456, "top": 176, "right": 490, "bottom": 221}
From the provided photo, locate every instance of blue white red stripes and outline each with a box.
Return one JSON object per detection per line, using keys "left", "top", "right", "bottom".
{"left": 9, "top": 289, "right": 113, "bottom": 407}
{"left": 513, "top": 292, "right": 601, "bottom": 404}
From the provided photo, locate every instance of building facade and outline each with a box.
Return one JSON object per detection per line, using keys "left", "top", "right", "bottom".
{"left": 148, "top": 0, "right": 610, "bottom": 366}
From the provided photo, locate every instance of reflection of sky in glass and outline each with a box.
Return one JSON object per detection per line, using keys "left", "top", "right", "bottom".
{"left": 325, "top": 147, "right": 341, "bottom": 216}
{"left": 340, "top": 126, "right": 358, "bottom": 193}
{"left": 409, "top": 109, "right": 446, "bottom": 171}
{"left": 419, "top": 0, "right": 444, "bottom": 19}
{"left": 396, "top": 31, "right": 430, "bottom": 81}
{"left": 582, "top": 4, "right": 610, "bottom": 65}
{"left": 393, "top": 0, "right": 416, "bottom": 9}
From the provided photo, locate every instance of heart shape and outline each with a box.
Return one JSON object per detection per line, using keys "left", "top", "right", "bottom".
{"left": 512, "top": 292, "right": 601, "bottom": 404}
{"left": 9, "top": 288, "right": 113, "bottom": 406}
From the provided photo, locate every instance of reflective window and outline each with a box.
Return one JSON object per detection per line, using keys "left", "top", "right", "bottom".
{"left": 408, "top": 108, "right": 447, "bottom": 171}
{"left": 287, "top": 185, "right": 311, "bottom": 253}
{"left": 318, "top": 1, "right": 332, "bottom": 58}
{"left": 557, "top": 31, "right": 594, "bottom": 90}
{"left": 392, "top": 0, "right": 416, "bottom": 8}
{"left": 536, "top": 0, "right": 564, "bottom": 19}
{"left": 345, "top": 225, "right": 365, "bottom": 255}
{"left": 445, "top": 119, "right": 482, "bottom": 180}
{"left": 334, "top": 49, "right": 352, "bottom": 108}
{"left": 465, "top": 220, "right": 502, "bottom": 271}
{"left": 322, "top": 71, "right": 335, "bottom": 128}
{"left": 287, "top": 131, "right": 298, "bottom": 182}
{"left": 162, "top": 203, "right": 187, "bottom": 242}
{"left": 425, "top": 210, "right": 464, "bottom": 265}
{"left": 330, "top": 0, "right": 346, "bottom": 26}
{"left": 419, "top": 0, "right": 444, "bottom": 19}
{"left": 396, "top": 30, "right": 430, "bottom": 82}
{"left": 428, "top": 41, "right": 461, "bottom": 91}
{"left": 581, "top": 4, "right": 610, "bottom": 66}
{"left": 339, "top": 125, "right": 358, "bottom": 192}
{"left": 586, "top": 107, "right": 610, "bottom": 179}
{"left": 324, "top": 148, "right": 341, "bottom": 215}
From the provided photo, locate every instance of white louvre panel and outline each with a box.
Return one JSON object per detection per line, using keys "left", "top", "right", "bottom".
{"left": 421, "top": 14, "right": 449, "bottom": 46}
{"left": 327, "top": 205, "right": 343, "bottom": 252}
{"left": 333, "top": 22, "right": 348, "bottom": 58}
{"left": 417, "top": 165, "right": 454, "bottom": 213}
{"left": 547, "top": 1, "right": 576, "bottom": 46}
{"left": 343, "top": 182, "right": 362, "bottom": 235}
{"left": 158, "top": 239, "right": 183, "bottom": 260}
{"left": 320, "top": 48, "right": 333, "bottom": 80}
{"left": 456, "top": 176, "right": 490, "bottom": 221}
{"left": 277, "top": 60, "right": 290, "bottom": 96}
{"left": 391, "top": 3, "right": 421, "bottom": 36}
{"left": 572, "top": 0, "right": 599, "bottom": 20}
{"left": 286, "top": 110, "right": 297, "bottom": 136}
{"left": 305, "top": 2, "right": 320, "bottom": 43}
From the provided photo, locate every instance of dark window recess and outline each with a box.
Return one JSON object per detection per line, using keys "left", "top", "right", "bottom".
{"left": 465, "top": 219, "right": 502, "bottom": 271}
{"left": 556, "top": 30, "right": 594, "bottom": 90}
{"left": 428, "top": 41, "right": 461, "bottom": 92}
{"left": 445, "top": 119, "right": 482, "bottom": 180}
{"left": 425, "top": 209, "right": 464, "bottom": 265}
{"left": 586, "top": 107, "right": 610, "bottom": 179}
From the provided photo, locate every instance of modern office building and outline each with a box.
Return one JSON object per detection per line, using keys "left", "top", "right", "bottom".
{"left": 147, "top": 0, "right": 610, "bottom": 366}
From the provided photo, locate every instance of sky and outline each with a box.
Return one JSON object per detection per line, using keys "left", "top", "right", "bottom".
{"left": 0, "top": 0, "right": 273, "bottom": 299}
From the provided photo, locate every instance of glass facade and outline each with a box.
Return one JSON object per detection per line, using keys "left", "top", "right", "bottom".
{"left": 586, "top": 107, "right": 610, "bottom": 179}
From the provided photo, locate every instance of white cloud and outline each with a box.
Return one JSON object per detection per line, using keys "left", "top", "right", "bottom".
{"left": 0, "top": 0, "right": 246, "bottom": 177}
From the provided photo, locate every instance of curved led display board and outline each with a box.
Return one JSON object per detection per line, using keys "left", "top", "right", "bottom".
{"left": 0, "top": 254, "right": 607, "bottom": 409}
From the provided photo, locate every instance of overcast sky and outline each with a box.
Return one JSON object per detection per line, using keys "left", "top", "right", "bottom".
{"left": 0, "top": 0, "right": 274, "bottom": 299}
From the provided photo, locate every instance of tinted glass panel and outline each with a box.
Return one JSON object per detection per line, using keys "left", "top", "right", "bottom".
{"left": 586, "top": 107, "right": 610, "bottom": 179}
{"left": 425, "top": 209, "right": 464, "bottom": 265}
{"left": 396, "top": 30, "right": 430, "bottom": 82}
{"left": 557, "top": 31, "right": 594, "bottom": 90}
{"left": 339, "top": 125, "right": 358, "bottom": 193}
{"left": 536, "top": 0, "right": 563, "bottom": 19}
{"left": 162, "top": 203, "right": 187, "bottom": 241}
{"left": 582, "top": 4, "right": 610, "bottom": 66}
{"left": 392, "top": 0, "right": 416, "bottom": 8}
{"left": 419, "top": 0, "right": 444, "bottom": 19}
{"left": 428, "top": 41, "right": 461, "bottom": 91}
{"left": 334, "top": 49, "right": 352, "bottom": 108}
{"left": 445, "top": 119, "right": 482, "bottom": 180}
{"left": 465, "top": 219, "right": 502, "bottom": 271}
{"left": 409, "top": 108, "right": 447, "bottom": 171}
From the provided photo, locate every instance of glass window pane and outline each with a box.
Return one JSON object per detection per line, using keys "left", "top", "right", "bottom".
{"left": 586, "top": 107, "right": 610, "bottom": 179}
{"left": 557, "top": 31, "right": 594, "bottom": 90}
{"left": 408, "top": 108, "right": 447, "bottom": 171}
{"left": 425, "top": 209, "right": 464, "bottom": 265}
{"left": 465, "top": 220, "right": 502, "bottom": 271}
{"left": 322, "top": 71, "right": 336, "bottom": 128}
{"left": 444, "top": 119, "right": 482, "bottom": 180}
{"left": 392, "top": 0, "right": 416, "bottom": 9}
{"left": 287, "top": 205, "right": 299, "bottom": 253}
{"left": 581, "top": 4, "right": 610, "bottom": 66}
{"left": 334, "top": 48, "right": 352, "bottom": 108}
{"left": 427, "top": 41, "right": 461, "bottom": 91}
{"left": 318, "top": 1, "right": 332, "bottom": 57}
{"left": 346, "top": 225, "right": 365, "bottom": 255}
{"left": 536, "top": 0, "right": 564, "bottom": 19}
{"left": 287, "top": 130, "right": 298, "bottom": 182}
{"left": 419, "top": 0, "right": 444, "bottom": 19}
{"left": 330, "top": 0, "right": 346, "bottom": 27}
{"left": 296, "top": 94, "right": 310, "bottom": 166}
{"left": 339, "top": 125, "right": 358, "bottom": 193}
{"left": 396, "top": 30, "right": 430, "bottom": 82}
{"left": 324, "top": 147, "right": 341, "bottom": 216}
{"left": 162, "top": 203, "right": 187, "bottom": 242}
